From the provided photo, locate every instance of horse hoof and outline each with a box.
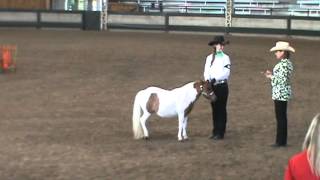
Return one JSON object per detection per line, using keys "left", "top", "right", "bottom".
{"left": 143, "top": 136, "right": 149, "bottom": 140}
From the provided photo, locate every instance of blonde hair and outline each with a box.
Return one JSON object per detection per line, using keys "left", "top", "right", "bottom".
{"left": 302, "top": 113, "right": 320, "bottom": 176}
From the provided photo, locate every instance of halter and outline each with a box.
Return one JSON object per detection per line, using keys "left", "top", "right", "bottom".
{"left": 199, "top": 84, "right": 216, "bottom": 102}
{"left": 200, "top": 85, "right": 206, "bottom": 95}
{"left": 199, "top": 84, "right": 214, "bottom": 97}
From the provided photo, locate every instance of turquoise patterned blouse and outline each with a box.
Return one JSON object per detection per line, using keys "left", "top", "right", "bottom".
{"left": 270, "top": 59, "right": 293, "bottom": 101}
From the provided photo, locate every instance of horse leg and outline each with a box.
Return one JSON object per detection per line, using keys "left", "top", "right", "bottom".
{"left": 177, "top": 113, "right": 184, "bottom": 141}
{"left": 140, "top": 112, "right": 151, "bottom": 139}
{"left": 182, "top": 116, "right": 189, "bottom": 140}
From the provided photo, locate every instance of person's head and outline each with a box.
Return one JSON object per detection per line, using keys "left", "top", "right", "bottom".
{"left": 302, "top": 113, "right": 320, "bottom": 176}
{"left": 270, "top": 41, "right": 295, "bottom": 60}
{"left": 208, "top": 35, "right": 229, "bottom": 52}
{"left": 274, "top": 50, "right": 290, "bottom": 60}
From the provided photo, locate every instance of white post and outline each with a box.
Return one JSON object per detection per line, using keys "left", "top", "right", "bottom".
{"left": 225, "top": 0, "right": 233, "bottom": 29}
{"left": 101, "top": 0, "right": 108, "bottom": 30}
{"left": 65, "top": 0, "right": 69, "bottom": 10}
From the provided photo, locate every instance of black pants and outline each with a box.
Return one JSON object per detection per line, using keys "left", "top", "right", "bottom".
{"left": 274, "top": 100, "right": 288, "bottom": 145}
{"left": 211, "top": 83, "right": 229, "bottom": 137}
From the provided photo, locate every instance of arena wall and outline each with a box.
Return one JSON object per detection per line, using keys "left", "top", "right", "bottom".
{"left": 41, "top": 12, "right": 82, "bottom": 23}
{"left": 108, "top": 14, "right": 165, "bottom": 25}
{"left": 232, "top": 17, "right": 287, "bottom": 29}
{"left": 0, "top": 10, "right": 100, "bottom": 30}
{"left": 0, "top": 12, "right": 37, "bottom": 22}
{"left": 169, "top": 16, "right": 225, "bottom": 27}
{"left": 107, "top": 13, "right": 320, "bottom": 36}
{"left": 291, "top": 19, "right": 320, "bottom": 31}
{"left": 0, "top": 10, "right": 320, "bottom": 36}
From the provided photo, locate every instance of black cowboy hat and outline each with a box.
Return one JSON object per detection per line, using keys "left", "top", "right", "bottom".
{"left": 208, "top": 35, "right": 230, "bottom": 46}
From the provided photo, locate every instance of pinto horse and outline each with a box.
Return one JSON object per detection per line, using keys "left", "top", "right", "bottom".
{"left": 132, "top": 80, "right": 216, "bottom": 141}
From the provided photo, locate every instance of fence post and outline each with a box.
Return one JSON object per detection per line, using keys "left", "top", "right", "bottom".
{"left": 37, "top": 11, "right": 41, "bottom": 29}
{"left": 164, "top": 13, "right": 169, "bottom": 32}
{"left": 287, "top": 16, "right": 291, "bottom": 36}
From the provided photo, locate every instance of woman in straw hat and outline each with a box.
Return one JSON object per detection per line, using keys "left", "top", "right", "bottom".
{"left": 284, "top": 113, "right": 320, "bottom": 179}
{"left": 204, "top": 35, "right": 231, "bottom": 140}
{"left": 263, "top": 41, "right": 295, "bottom": 147}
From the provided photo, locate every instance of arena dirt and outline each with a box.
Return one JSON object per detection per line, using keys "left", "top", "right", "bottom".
{"left": 0, "top": 29, "right": 319, "bottom": 179}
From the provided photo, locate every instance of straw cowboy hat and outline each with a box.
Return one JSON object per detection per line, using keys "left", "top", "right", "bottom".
{"left": 208, "top": 35, "right": 230, "bottom": 46}
{"left": 270, "top": 41, "right": 295, "bottom": 53}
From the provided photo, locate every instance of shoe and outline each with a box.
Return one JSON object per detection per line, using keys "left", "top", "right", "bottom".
{"left": 209, "top": 135, "right": 223, "bottom": 140}
{"left": 214, "top": 135, "right": 224, "bottom": 140}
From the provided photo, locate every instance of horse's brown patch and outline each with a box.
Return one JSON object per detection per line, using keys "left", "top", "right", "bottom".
{"left": 184, "top": 102, "right": 194, "bottom": 117}
{"left": 193, "top": 81, "right": 203, "bottom": 101}
{"left": 193, "top": 81, "right": 202, "bottom": 94}
{"left": 146, "top": 93, "right": 159, "bottom": 113}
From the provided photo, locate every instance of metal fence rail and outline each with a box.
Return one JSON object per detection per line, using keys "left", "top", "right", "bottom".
{"left": 114, "top": 0, "right": 320, "bottom": 17}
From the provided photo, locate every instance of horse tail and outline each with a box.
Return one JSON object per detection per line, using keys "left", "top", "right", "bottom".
{"left": 132, "top": 91, "right": 144, "bottom": 139}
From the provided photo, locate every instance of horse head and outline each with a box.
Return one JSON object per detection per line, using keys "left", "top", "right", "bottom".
{"left": 194, "top": 80, "right": 217, "bottom": 102}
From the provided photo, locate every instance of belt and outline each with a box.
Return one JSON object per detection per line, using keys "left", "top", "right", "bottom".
{"left": 213, "top": 79, "right": 228, "bottom": 86}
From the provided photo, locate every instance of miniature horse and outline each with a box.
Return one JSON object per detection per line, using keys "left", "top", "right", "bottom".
{"left": 132, "top": 80, "right": 216, "bottom": 141}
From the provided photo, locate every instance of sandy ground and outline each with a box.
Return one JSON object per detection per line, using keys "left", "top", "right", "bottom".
{"left": 0, "top": 29, "right": 319, "bottom": 180}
